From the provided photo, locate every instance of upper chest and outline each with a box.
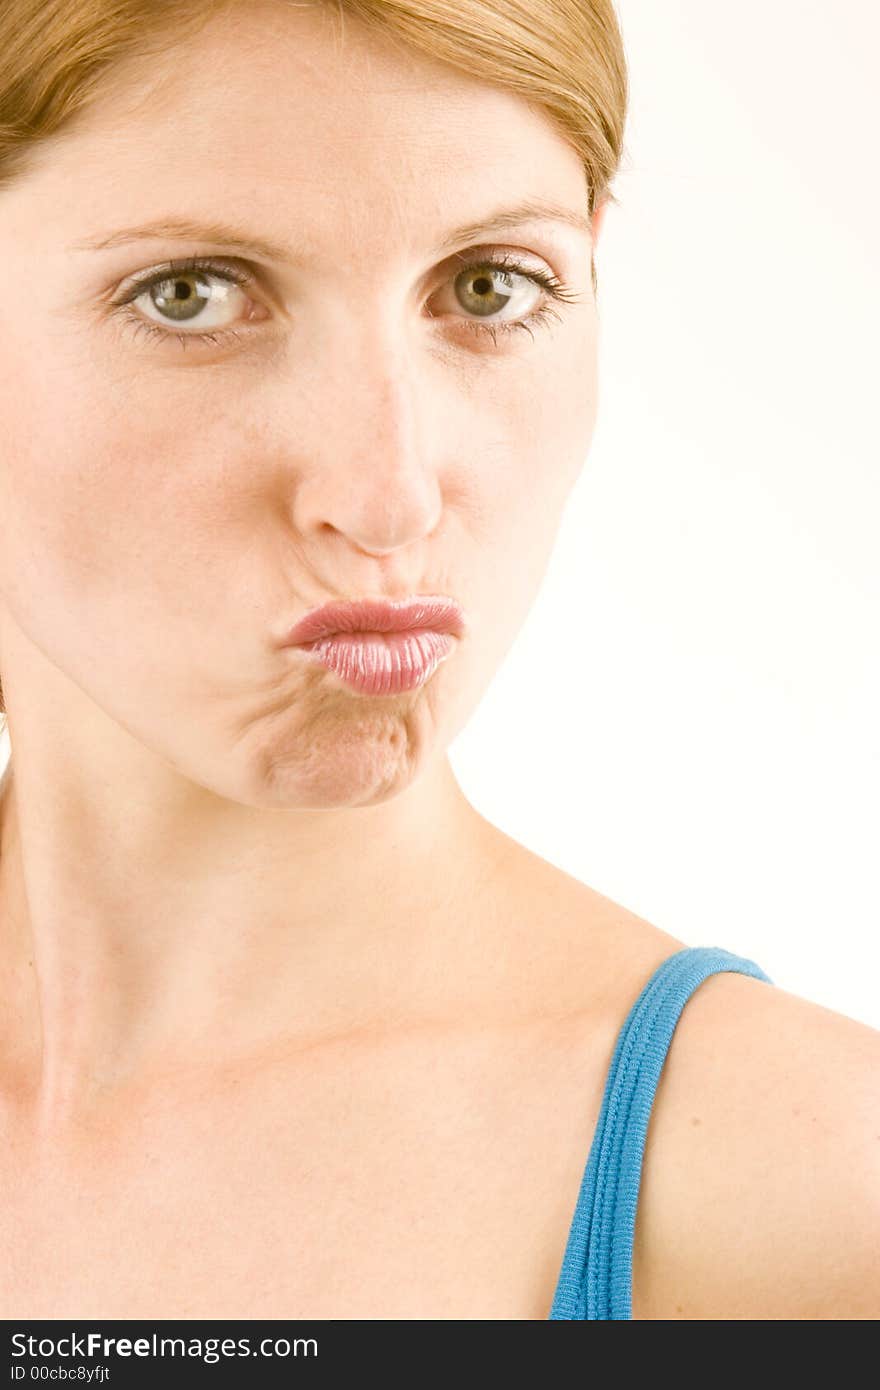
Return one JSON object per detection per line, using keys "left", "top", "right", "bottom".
{"left": 1, "top": 1008, "right": 630, "bottom": 1320}
{"left": 3, "top": 963, "right": 819, "bottom": 1321}
{"left": 7, "top": 911, "right": 803, "bottom": 1321}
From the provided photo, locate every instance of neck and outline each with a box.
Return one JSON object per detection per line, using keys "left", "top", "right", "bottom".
{"left": 0, "top": 747, "right": 503, "bottom": 1136}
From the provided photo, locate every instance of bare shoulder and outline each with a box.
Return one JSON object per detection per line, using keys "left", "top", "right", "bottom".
{"left": 632, "top": 968, "right": 880, "bottom": 1319}
{"left": 478, "top": 824, "right": 692, "bottom": 1016}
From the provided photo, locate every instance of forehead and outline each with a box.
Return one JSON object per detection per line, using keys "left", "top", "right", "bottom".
{"left": 3, "top": 0, "right": 588, "bottom": 264}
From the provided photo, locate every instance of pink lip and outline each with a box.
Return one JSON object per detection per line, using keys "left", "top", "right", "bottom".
{"left": 297, "top": 629, "right": 456, "bottom": 695}
{"left": 281, "top": 595, "right": 465, "bottom": 696}
{"left": 282, "top": 595, "right": 465, "bottom": 647}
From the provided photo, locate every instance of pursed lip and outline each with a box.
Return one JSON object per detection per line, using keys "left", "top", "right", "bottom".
{"left": 282, "top": 595, "right": 466, "bottom": 646}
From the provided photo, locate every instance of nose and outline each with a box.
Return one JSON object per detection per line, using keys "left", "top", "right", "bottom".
{"left": 290, "top": 335, "right": 445, "bottom": 557}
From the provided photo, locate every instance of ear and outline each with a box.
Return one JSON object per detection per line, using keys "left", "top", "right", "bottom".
{"left": 591, "top": 197, "right": 609, "bottom": 248}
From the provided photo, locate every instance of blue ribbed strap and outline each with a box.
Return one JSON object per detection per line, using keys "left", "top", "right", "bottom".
{"left": 548, "top": 945, "right": 774, "bottom": 1320}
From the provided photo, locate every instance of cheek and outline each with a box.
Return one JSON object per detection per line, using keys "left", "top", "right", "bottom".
{"left": 0, "top": 354, "right": 216, "bottom": 688}
{"left": 455, "top": 334, "right": 598, "bottom": 664}
{"left": 480, "top": 332, "right": 598, "bottom": 538}
{"left": 1, "top": 381, "right": 137, "bottom": 587}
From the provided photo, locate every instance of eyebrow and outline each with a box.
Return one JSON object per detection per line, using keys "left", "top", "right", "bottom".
{"left": 70, "top": 197, "right": 594, "bottom": 259}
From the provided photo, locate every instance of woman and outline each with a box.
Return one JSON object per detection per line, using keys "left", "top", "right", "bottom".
{"left": 0, "top": 0, "right": 877, "bottom": 1321}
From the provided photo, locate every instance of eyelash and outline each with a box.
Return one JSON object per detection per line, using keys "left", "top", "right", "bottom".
{"left": 110, "top": 251, "right": 583, "bottom": 352}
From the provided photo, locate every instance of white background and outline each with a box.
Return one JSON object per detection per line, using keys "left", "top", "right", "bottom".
{"left": 450, "top": 0, "right": 880, "bottom": 1029}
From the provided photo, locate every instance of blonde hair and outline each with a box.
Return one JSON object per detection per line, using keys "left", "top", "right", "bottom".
{"left": 0, "top": 0, "right": 628, "bottom": 726}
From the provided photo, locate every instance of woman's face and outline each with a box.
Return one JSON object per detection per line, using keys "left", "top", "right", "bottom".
{"left": 0, "top": 1, "right": 601, "bottom": 809}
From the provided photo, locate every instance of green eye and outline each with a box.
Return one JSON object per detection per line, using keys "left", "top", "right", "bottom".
{"left": 112, "top": 250, "right": 582, "bottom": 351}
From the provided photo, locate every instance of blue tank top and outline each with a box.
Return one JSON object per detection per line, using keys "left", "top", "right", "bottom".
{"left": 548, "top": 945, "right": 774, "bottom": 1320}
